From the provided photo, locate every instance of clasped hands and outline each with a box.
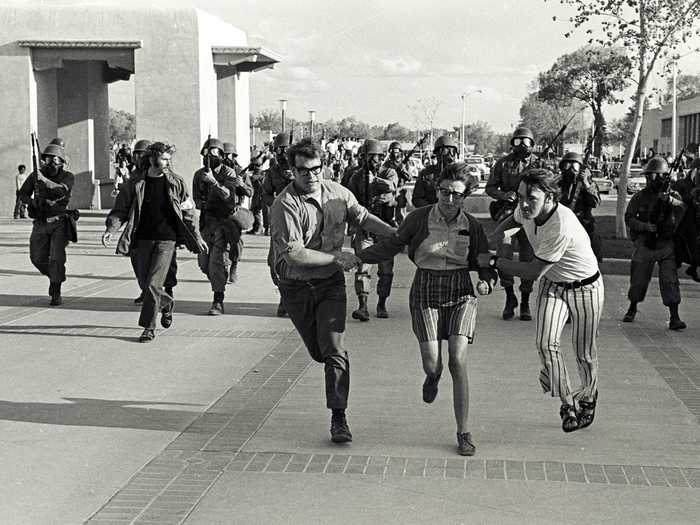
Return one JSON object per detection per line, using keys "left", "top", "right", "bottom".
{"left": 332, "top": 250, "right": 361, "bottom": 271}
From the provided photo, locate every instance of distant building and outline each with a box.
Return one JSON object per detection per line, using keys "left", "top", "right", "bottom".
{"left": 640, "top": 93, "right": 700, "bottom": 156}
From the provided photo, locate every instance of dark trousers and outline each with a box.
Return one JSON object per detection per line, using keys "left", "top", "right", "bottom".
{"left": 628, "top": 239, "right": 680, "bottom": 306}
{"left": 497, "top": 229, "right": 534, "bottom": 293}
{"left": 279, "top": 272, "right": 349, "bottom": 409}
{"left": 30, "top": 218, "right": 68, "bottom": 283}
{"left": 352, "top": 231, "right": 394, "bottom": 298}
{"left": 131, "top": 250, "right": 177, "bottom": 291}
{"left": 252, "top": 201, "right": 269, "bottom": 232}
{"left": 198, "top": 218, "right": 242, "bottom": 293}
{"left": 133, "top": 239, "right": 176, "bottom": 329}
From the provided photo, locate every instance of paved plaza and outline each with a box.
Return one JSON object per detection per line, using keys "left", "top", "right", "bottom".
{"left": 0, "top": 214, "right": 699, "bottom": 524}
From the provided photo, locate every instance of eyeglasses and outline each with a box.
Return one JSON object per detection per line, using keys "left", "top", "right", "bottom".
{"left": 560, "top": 161, "right": 580, "bottom": 170}
{"left": 294, "top": 165, "right": 323, "bottom": 176}
{"left": 511, "top": 137, "right": 534, "bottom": 147}
{"left": 438, "top": 188, "right": 466, "bottom": 199}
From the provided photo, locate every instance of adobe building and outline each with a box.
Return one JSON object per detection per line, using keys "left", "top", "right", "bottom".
{"left": 0, "top": 6, "right": 279, "bottom": 215}
{"left": 640, "top": 93, "right": 700, "bottom": 156}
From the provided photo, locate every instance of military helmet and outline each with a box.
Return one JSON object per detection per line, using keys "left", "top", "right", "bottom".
{"left": 388, "top": 141, "right": 402, "bottom": 151}
{"left": 559, "top": 151, "right": 583, "bottom": 169}
{"left": 201, "top": 137, "right": 224, "bottom": 156}
{"left": 273, "top": 132, "right": 290, "bottom": 148}
{"left": 363, "top": 139, "right": 383, "bottom": 155}
{"left": 42, "top": 144, "right": 66, "bottom": 162}
{"left": 433, "top": 135, "right": 458, "bottom": 152}
{"left": 132, "top": 139, "right": 152, "bottom": 153}
{"left": 50, "top": 137, "right": 66, "bottom": 148}
{"left": 223, "top": 142, "right": 237, "bottom": 155}
{"left": 643, "top": 156, "right": 669, "bottom": 175}
{"left": 512, "top": 126, "right": 534, "bottom": 141}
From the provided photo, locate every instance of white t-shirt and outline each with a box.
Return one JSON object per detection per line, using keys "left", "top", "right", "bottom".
{"left": 513, "top": 204, "right": 599, "bottom": 283}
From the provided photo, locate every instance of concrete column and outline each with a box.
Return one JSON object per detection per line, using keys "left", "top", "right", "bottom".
{"left": 0, "top": 51, "right": 34, "bottom": 216}
{"left": 57, "top": 60, "right": 108, "bottom": 209}
{"left": 36, "top": 69, "right": 58, "bottom": 145}
{"left": 217, "top": 71, "right": 250, "bottom": 166}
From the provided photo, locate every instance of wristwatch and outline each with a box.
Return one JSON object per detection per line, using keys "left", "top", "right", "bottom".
{"left": 489, "top": 255, "right": 499, "bottom": 268}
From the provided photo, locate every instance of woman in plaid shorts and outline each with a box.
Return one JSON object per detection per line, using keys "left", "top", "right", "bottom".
{"left": 358, "top": 163, "right": 497, "bottom": 456}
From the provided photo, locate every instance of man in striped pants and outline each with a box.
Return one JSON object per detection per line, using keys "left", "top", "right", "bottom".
{"left": 481, "top": 168, "right": 603, "bottom": 433}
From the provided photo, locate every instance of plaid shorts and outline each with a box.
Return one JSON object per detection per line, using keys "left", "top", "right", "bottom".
{"left": 409, "top": 268, "right": 478, "bottom": 343}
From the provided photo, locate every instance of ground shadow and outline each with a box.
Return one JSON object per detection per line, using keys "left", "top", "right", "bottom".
{"left": 0, "top": 294, "right": 279, "bottom": 317}
{"left": 0, "top": 397, "right": 205, "bottom": 431}
{"left": 0, "top": 324, "right": 139, "bottom": 342}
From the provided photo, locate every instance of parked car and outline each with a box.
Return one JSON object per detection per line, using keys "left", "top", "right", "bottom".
{"left": 627, "top": 176, "right": 647, "bottom": 194}
{"left": 591, "top": 176, "right": 612, "bottom": 194}
{"left": 612, "top": 163, "right": 643, "bottom": 190}
{"left": 465, "top": 155, "right": 489, "bottom": 179}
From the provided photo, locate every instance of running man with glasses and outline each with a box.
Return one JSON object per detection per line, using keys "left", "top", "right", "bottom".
{"left": 269, "top": 138, "right": 396, "bottom": 444}
{"left": 486, "top": 126, "right": 539, "bottom": 321}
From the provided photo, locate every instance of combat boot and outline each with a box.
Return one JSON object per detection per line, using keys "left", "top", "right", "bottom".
{"left": 208, "top": 292, "right": 225, "bottom": 316}
{"left": 520, "top": 292, "right": 532, "bottom": 321}
{"left": 669, "top": 304, "right": 686, "bottom": 331}
{"left": 623, "top": 302, "right": 637, "bottom": 323}
{"left": 351, "top": 295, "right": 370, "bottom": 322}
{"left": 502, "top": 287, "right": 518, "bottom": 320}
{"left": 376, "top": 296, "right": 389, "bottom": 319}
{"left": 49, "top": 282, "right": 62, "bottom": 306}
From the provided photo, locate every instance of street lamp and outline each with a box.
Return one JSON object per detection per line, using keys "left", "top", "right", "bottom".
{"left": 309, "top": 110, "right": 316, "bottom": 138}
{"left": 461, "top": 89, "right": 482, "bottom": 157}
{"left": 279, "top": 98, "right": 288, "bottom": 133}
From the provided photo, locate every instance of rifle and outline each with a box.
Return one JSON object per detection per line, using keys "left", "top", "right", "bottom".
{"left": 30, "top": 132, "right": 42, "bottom": 176}
{"left": 537, "top": 110, "right": 580, "bottom": 163}
{"left": 568, "top": 125, "right": 597, "bottom": 211}
{"left": 402, "top": 133, "right": 430, "bottom": 166}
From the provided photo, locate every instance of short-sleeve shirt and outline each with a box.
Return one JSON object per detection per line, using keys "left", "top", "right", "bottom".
{"left": 513, "top": 203, "right": 599, "bottom": 282}
{"left": 270, "top": 179, "right": 369, "bottom": 281}
{"left": 414, "top": 205, "right": 473, "bottom": 271}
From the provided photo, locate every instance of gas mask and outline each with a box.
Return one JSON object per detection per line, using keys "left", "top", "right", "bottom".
{"left": 511, "top": 137, "right": 533, "bottom": 158}
{"left": 205, "top": 154, "right": 222, "bottom": 170}
{"left": 648, "top": 175, "right": 664, "bottom": 193}
{"left": 366, "top": 154, "right": 382, "bottom": 173}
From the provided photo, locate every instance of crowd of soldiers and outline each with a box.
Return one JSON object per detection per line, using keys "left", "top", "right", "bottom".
{"left": 15, "top": 127, "right": 700, "bottom": 334}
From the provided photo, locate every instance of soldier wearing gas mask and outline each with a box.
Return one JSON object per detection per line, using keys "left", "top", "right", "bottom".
{"left": 623, "top": 157, "right": 687, "bottom": 330}
{"left": 18, "top": 143, "right": 75, "bottom": 305}
{"left": 193, "top": 137, "right": 253, "bottom": 315}
{"left": 382, "top": 141, "right": 412, "bottom": 224}
{"left": 486, "top": 126, "right": 538, "bottom": 321}
{"left": 412, "top": 135, "right": 458, "bottom": 208}
{"left": 558, "top": 152, "right": 603, "bottom": 262}
{"left": 347, "top": 139, "right": 398, "bottom": 320}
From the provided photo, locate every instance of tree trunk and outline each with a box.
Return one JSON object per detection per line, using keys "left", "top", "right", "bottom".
{"left": 616, "top": 8, "right": 649, "bottom": 239}
{"left": 593, "top": 102, "right": 606, "bottom": 158}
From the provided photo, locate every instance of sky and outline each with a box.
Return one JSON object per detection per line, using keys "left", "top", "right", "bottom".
{"left": 18, "top": 0, "right": 700, "bottom": 133}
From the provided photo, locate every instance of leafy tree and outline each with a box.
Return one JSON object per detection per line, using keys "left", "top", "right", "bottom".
{"left": 253, "top": 109, "right": 282, "bottom": 132}
{"left": 553, "top": 0, "right": 700, "bottom": 237}
{"left": 109, "top": 108, "right": 135, "bottom": 145}
{"left": 538, "top": 45, "right": 631, "bottom": 157}
{"left": 383, "top": 122, "right": 412, "bottom": 141}
{"left": 519, "top": 92, "right": 583, "bottom": 155}
{"left": 662, "top": 72, "right": 700, "bottom": 103}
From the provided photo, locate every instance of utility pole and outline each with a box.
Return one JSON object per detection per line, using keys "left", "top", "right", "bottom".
{"left": 280, "top": 98, "right": 287, "bottom": 133}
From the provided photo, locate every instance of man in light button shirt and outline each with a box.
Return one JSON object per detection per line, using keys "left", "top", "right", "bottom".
{"left": 483, "top": 168, "right": 603, "bottom": 434}
{"left": 270, "top": 138, "right": 396, "bottom": 444}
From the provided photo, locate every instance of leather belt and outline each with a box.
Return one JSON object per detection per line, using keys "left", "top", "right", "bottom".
{"left": 553, "top": 271, "right": 600, "bottom": 290}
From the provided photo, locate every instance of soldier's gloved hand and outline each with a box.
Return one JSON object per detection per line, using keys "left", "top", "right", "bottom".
{"left": 197, "top": 239, "right": 209, "bottom": 254}
{"left": 203, "top": 171, "right": 217, "bottom": 185}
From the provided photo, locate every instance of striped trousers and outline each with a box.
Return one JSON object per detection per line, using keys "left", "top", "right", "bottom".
{"left": 535, "top": 277, "right": 604, "bottom": 401}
